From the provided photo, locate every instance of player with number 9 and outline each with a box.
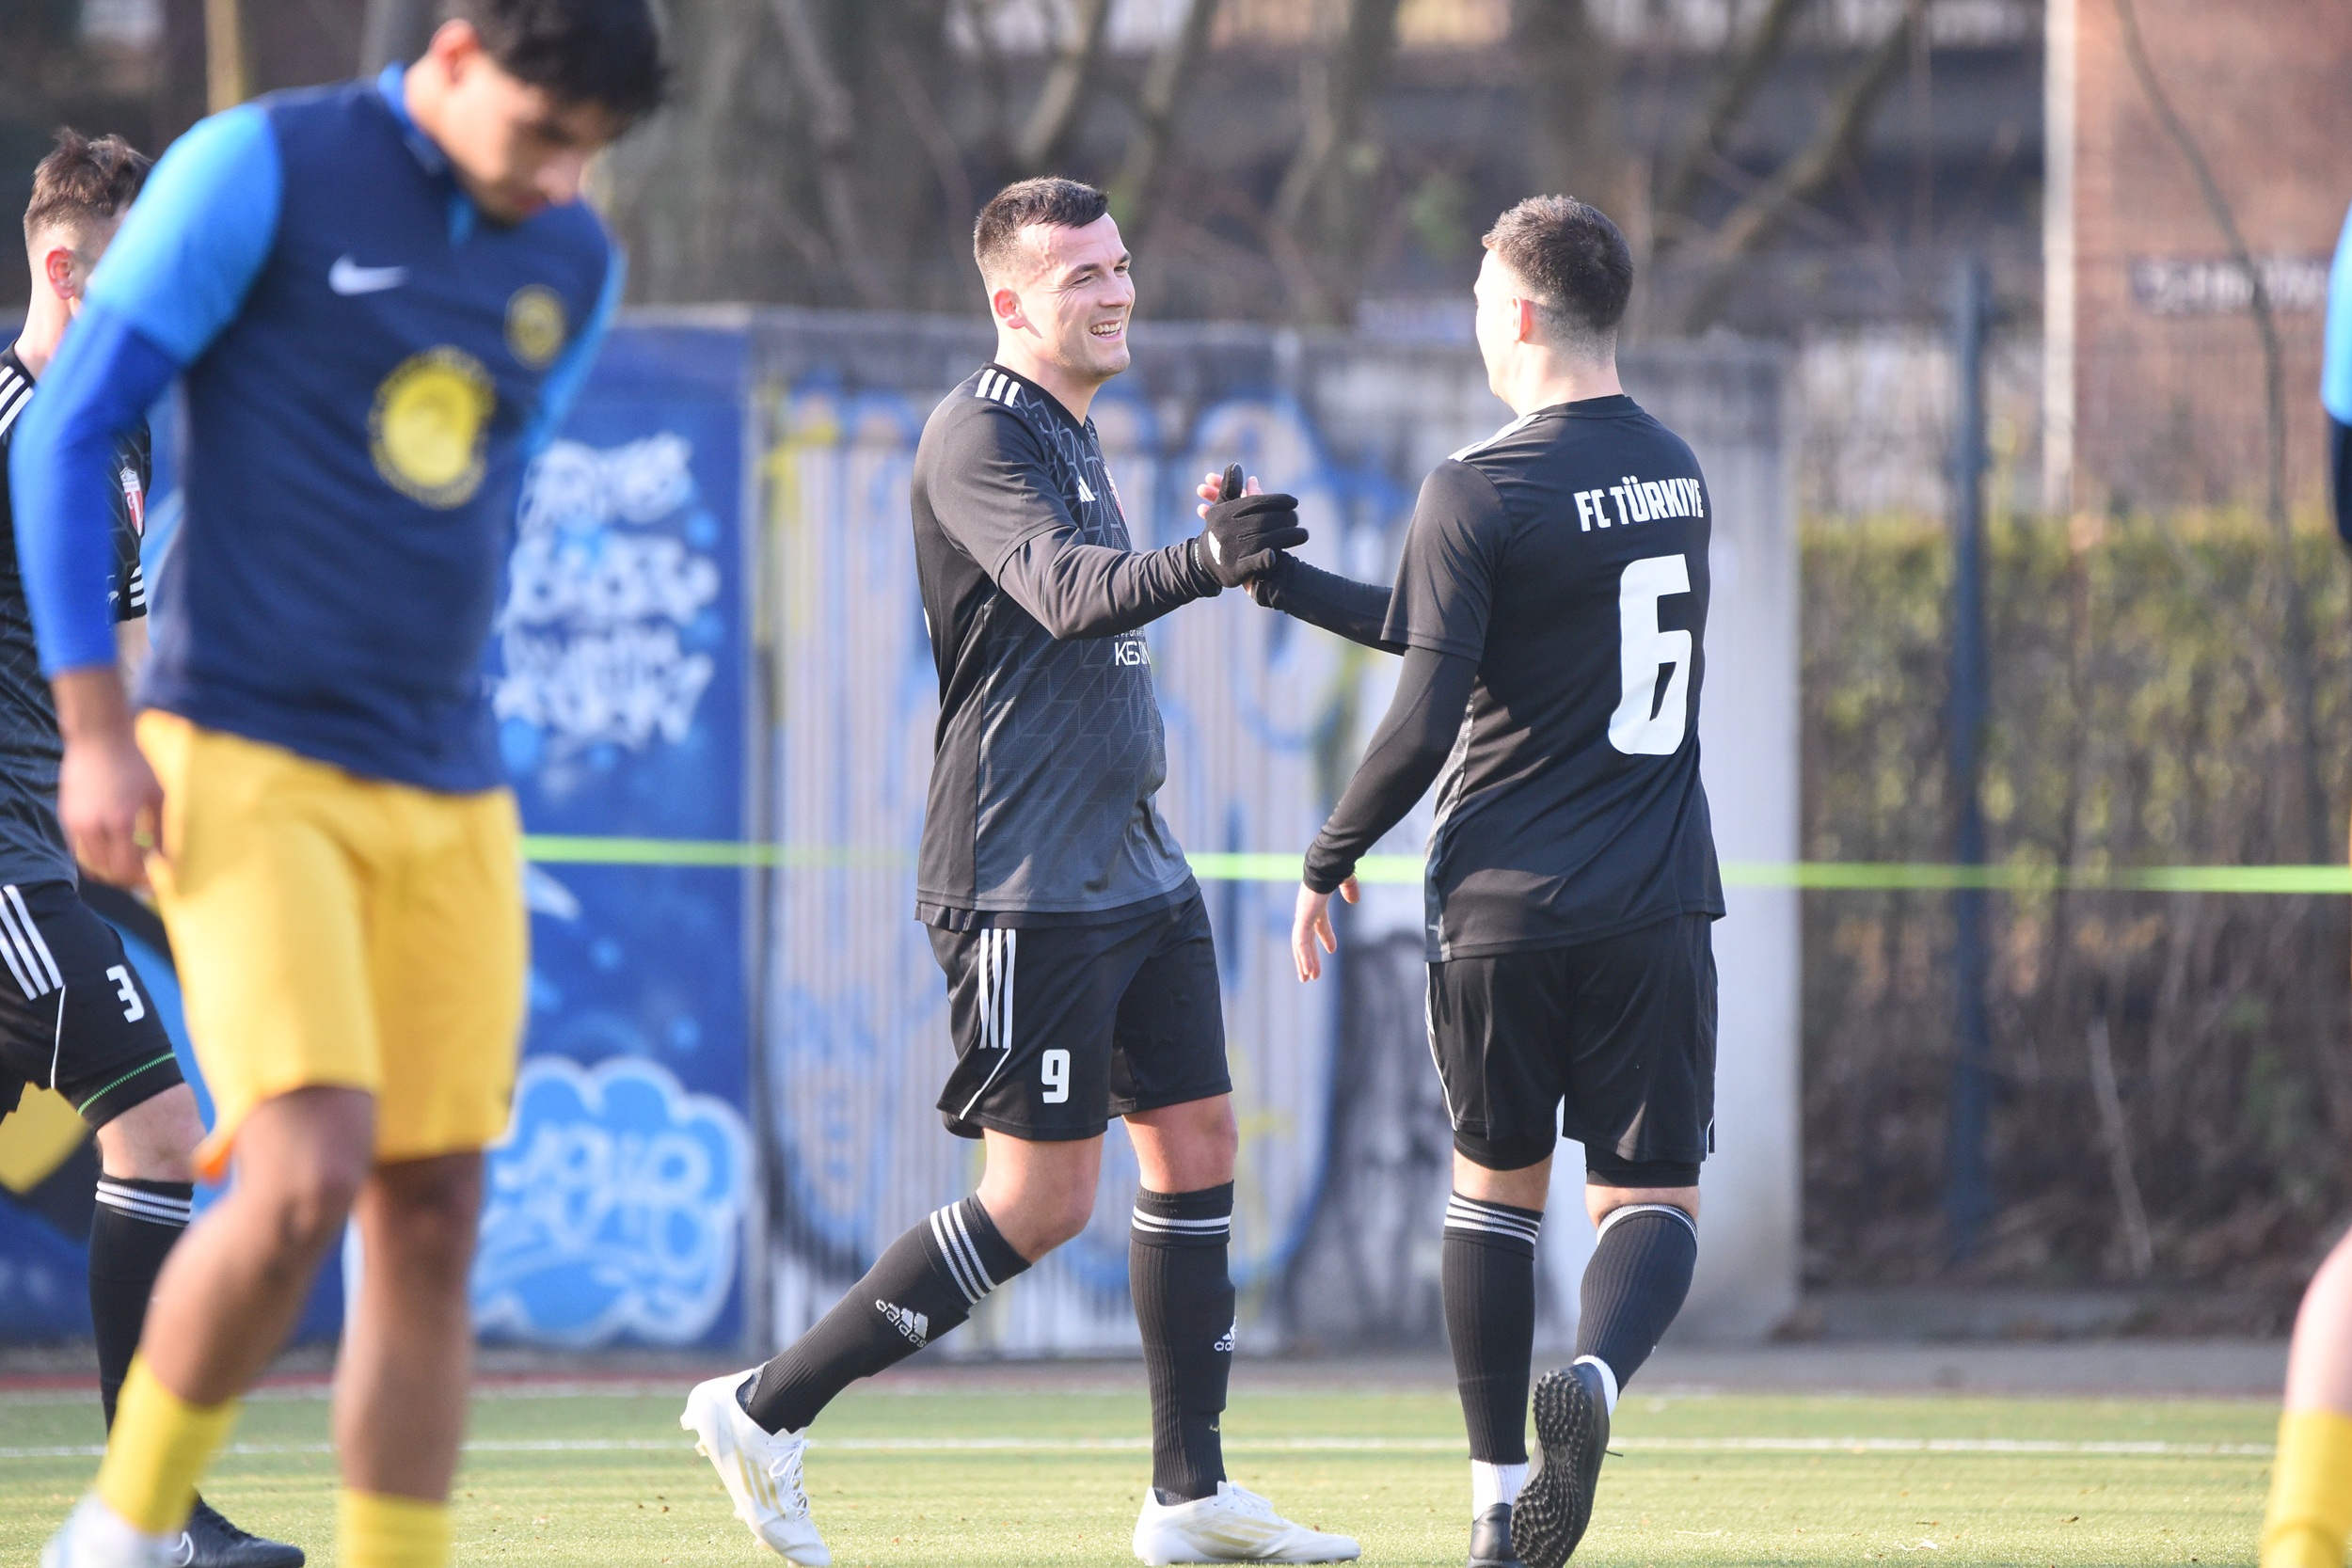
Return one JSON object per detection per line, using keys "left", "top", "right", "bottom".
{"left": 1233, "top": 196, "right": 1722, "bottom": 1568}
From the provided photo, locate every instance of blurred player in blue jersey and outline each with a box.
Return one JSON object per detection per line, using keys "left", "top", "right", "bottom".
{"left": 2, "top": 128, "right": 301, "bottom": 1568}
{"left": 9, "top": 4, "right": 663, "bottom": 1564}
{"left": 2262, "top": 198, "right": 2352, "bottom": 1568}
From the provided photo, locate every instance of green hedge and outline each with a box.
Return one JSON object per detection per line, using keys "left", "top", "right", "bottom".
{"left": 1801, "top": 514, "right": 2352, "bottom": 1299}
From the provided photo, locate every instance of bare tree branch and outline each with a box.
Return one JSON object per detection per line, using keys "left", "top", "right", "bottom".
{"left": 1513, "top": 0, "right": 1621, "bottom": 212}
{"left": 357, "top": 0, "right": 421, "bottom": 72}
{"left": 1014, "top": 0, "right": 1116, "bottom": 175}
{"left": 2113, "top": 0, "right": 2325, "bottom": 862}
{"left": 1108, "top": 0, "right": 1223, "bottom": 246}
{"left": 768, "top": 0, "right": 886, "bottom": 306}
{"left": 881, "top": 34, "right": 977, "bottom": 244}
{"left": 1651, "top": 0, "right": 1810, "bottom": 237}
{"left": 1274, "top": 0, "right": 1406, "bottom": 322}
{"left": 1670, "top": 0, "right": 1922, "bottom": 332}
{"left": 958, "top": 0, "right": 1017, "bottom": 163}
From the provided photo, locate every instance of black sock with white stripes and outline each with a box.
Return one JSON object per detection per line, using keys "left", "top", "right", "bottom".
{"left": 1442, "top": 1192, "right": 1541, "bottom": 1465}
{"left": 88, "top": 1175, "right": 194, "bottom": 1428}
{"left": 1573, "top": 1202, "right": 1698, "bottom": 1409}
{"left": 741, "top": 1195, "right": 1028, "bottom": 1434}
{"left": 1132, "top": 1183, "right": 1234, "bottom": 1503}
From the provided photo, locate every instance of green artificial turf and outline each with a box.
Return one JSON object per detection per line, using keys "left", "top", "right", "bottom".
{"left": 0, "top": 1376, "right": 2276, "bottom": 1565}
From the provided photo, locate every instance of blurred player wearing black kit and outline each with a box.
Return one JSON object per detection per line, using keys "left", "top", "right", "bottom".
{"left": 1253, "top": 197, "right": 1721, "bottom": 1568}
{"left": 682, "top": 177, "right": 1358, "bottom": 1566}
{"left": 0, "top": 131, "right": 299, "bottom": 1567}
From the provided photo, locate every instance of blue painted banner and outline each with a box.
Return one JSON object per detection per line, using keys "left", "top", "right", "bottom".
{"left": 476, "top": 326, "right": 756, "bottom": 1349}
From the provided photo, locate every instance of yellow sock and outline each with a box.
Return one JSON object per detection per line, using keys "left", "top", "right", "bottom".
{"left": 93, "top": 1358, "right": 239, "bottom": 1535}
{"left": 338, "top": 1488, "right": 452, "bottom": 1568}
{"left": 2263, "top": 1409, "right": 2352, "bottom": 1568}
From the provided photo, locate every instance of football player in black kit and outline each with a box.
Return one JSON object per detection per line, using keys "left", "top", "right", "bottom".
{"left": 683, "top": 177, "right": 1359, "bottom": 1566}
{"left": 1230, "top": 196, "right": 1722, "bottom": 1568}
{"left": 0, "top": 132, "right": 300, "bottom": 1567}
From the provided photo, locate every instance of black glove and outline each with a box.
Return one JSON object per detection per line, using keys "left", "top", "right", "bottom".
{"left": 1192, "top": 463, "right": 1306, "bottom": 589}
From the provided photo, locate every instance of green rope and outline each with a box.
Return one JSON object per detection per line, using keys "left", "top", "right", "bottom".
{"left": 519, "top": 837, "right": 2352, "bottom": 895}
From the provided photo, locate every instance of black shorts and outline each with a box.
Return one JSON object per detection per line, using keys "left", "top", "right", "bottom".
{"left": 0, "top": 879, "right": 180, "bottom": 1130}
{"left": 1428, "top": 913, "right": 1716, "bottom": 1186}
{"left": 930, "top": 894, "right": 1232, "bottom": 1142}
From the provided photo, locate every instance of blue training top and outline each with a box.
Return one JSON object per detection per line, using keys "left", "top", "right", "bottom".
{"left": 8, "top": 65, "right": 621, "bottom": 793}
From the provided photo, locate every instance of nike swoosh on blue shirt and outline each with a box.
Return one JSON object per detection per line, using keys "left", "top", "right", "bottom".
{"left": 328, "top": 255, "right": 406, "bottom": 294}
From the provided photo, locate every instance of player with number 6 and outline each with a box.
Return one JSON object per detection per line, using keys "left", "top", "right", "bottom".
{"left": 1227, "top": 195, "right": 1723, "bottom": 1568}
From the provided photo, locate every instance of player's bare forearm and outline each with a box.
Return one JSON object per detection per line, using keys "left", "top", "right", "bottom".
{"left": 115, "top": 615, "right": 150, "bottom": 688}
{"left": 53, "top": 665, "right": 163, "bottom": 888}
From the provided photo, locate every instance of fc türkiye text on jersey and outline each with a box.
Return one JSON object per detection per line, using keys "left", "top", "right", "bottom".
{"left": 1387, "top": 394, "right": 1724, "bottom": 960}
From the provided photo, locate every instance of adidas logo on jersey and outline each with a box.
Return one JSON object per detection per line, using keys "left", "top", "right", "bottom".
{"left": 878, "top": 1299, "right": 930, "bottom": 1346}
{"left": 1214, "top": 1320, "right": 1236, "bottom": 1354}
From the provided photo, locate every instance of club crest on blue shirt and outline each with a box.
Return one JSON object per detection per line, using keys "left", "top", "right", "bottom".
{"left": 506, "top": 285, "right": 567, "bottom": 371}
{"left": 369, "top": 346, "right": 496, "bottom": 508}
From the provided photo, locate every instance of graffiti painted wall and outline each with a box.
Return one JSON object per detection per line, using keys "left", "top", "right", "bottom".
{"left": 474, "top": 326, "right": 758, "bottom": 1349}
{"left": 737, "top": 311, "right": 1798, "bottom": 1354}
{"left": 0, "top": 313, "right": 1792, "bottom": 1358}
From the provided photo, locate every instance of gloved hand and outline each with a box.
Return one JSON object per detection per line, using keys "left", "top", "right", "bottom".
{"left": 1191, "top": 463, "right": 1306, "bottom": 589}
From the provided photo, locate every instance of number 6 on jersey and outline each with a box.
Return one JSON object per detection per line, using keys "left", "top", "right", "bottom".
{"left": 1609, "top": 553, "right": 1693, "bottom": 755}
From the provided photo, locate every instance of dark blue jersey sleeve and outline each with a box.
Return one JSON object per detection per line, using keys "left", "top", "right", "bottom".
{"left": 11, "top": 103, "right": 279, "bottom": 676}
{"left": 523, "top": 247, "right": 624, "bottom": 460}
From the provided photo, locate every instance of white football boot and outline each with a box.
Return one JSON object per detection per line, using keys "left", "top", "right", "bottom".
{"left": 1133, "top": 1481, "right": 1361, "bottom": 1563}
{"left": 41, "top": 1496, "right": 176, "bottom": 1568}
{"left": 680, "top": 1370, "right": 832, "bottom": 1565}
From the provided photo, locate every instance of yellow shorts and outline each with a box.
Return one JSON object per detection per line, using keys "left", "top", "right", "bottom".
{"left": 137, "top": 713, "right": 528, "bottom": 1178}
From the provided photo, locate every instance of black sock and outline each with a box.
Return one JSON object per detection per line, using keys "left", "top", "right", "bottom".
{"left": 1573, "top": 1203, "right": 1698, "bottom": 1401}
{"left": 87, "top": 1175, "right": 194, "bottom": 1429}
{"left": 742, "top": 1196, "right": 1028, "bottom": 1433}
{"left": 1132, "top": 1182, "right": 1234, "bottom": 1503}
{"left": 1441, "top": 1193, "right": 1540, "bottom": 1465}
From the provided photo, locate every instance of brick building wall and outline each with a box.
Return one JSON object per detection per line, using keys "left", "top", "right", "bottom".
{"left": 2047, "top": 0, "right": 2352, "bottom": 515}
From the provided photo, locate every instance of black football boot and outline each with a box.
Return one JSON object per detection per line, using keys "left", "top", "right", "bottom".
{"left": 1469, "top": 1500, "right": 1521, "bottom": 1567}
{"left": 175, "top": 1497, "right": 304, "bottom": 1568}
{"left": 1508, "top": 1362, "right": 1610, "bottom": 1568}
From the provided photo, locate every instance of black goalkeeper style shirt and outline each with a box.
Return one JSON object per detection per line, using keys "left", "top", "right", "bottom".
{"left": 910, "top": 363, "right": 1222, "bottom": 927}
{"left": 0, "top": 346, "right": 150, "bottom": 890}
{"left": 1292, "top": 393, "right": 1724, "bottom": 960}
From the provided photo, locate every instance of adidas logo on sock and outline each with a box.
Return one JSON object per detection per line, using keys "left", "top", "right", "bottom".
{"left": 877, "top": 1299, "right": 930, "bottom": 1347}
{"left": 1213, "top": 1320, "right": 1235, "bottom": 1353}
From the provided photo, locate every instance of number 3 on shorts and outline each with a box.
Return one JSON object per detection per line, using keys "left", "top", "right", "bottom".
{"left": 104, "top": 963, "right": 147, "bottom": 1023}
{"left": 1609, "top": 553, "right": 1692, "bottom": 756}
{"left": 1041, "top": 1048, "right": 1071, "bottom": 1103}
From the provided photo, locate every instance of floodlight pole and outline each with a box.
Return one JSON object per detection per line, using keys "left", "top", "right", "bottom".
{"left": 1944, "top": 254, "right": 1995, "bottom": 1260}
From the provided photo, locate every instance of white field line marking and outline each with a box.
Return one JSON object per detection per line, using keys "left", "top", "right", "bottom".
{"left": 0, "top": 1435, "right": 2275, "bottom": 1462}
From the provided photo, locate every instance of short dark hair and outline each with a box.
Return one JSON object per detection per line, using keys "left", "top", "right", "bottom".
{"left": 24, "top": 129, "right": 149, "bottom": 245}
{"left": 973, "top": 177, "right": 1110, "bottom": 287}
{"left": 445, "top": 0, "right": 667, "bottom": 123}
{"left": 1482, "top": 196, "right": 1634, "bottom": 350}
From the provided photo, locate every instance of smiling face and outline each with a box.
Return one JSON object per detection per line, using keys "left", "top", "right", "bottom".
{"left": 990, "top": 214, "right": 1136, "bottom": 388}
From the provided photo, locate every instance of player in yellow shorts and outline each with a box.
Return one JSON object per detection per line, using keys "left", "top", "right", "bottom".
{"left": 8, "top": 3, "right": 664, "bottom": 1563}
{"left": 135, "top": 715, "right": 527, "bottom": 1180}
{"left": 2262, "top": 197, "right": 2352, "bottom": 1568}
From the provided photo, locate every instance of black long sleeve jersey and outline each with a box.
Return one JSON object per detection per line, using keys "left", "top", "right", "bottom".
{"left": 910, "top": 363, "right": 1220, "bottom": 927}
{"left": 0, "top": 347, "right": 148, "bottom": 890}
{"left": 1263, "top": 393, "right": 1725, "bottom": 961}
